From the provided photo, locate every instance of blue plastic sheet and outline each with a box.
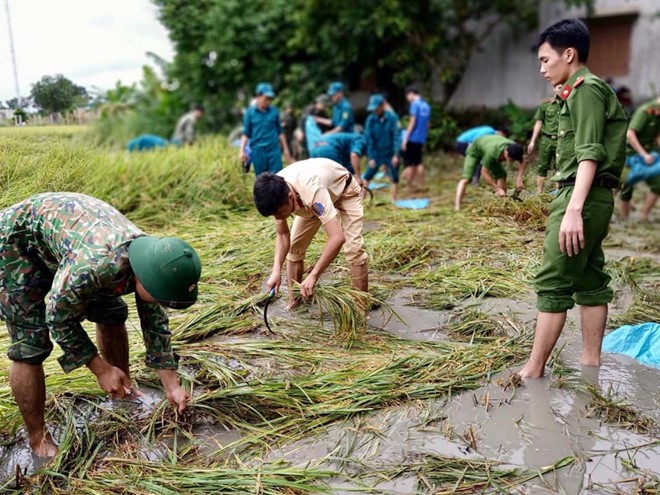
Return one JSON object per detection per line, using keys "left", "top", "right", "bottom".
{"left": 127, "top": 134, "right": 169, "bottom": 152}
{"left": 394, "top": 198, "right": 430, "bottom": 209}
{"left": 367, "top": 183, "right": 389, "bottom": 190}
{"left": 625, "top": 152, "right": 660, "bottom": 185}
{"left": 602, "top": 322, "right": 660, "bottom": 368}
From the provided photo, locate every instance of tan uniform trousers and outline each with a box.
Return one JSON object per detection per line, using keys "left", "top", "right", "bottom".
{"left": 286, "top": 180, "right": 367, "bottom": 266}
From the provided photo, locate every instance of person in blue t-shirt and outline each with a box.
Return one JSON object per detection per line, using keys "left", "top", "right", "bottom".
{"left": 240, "top": 83, "right": 293, "bottom": 176}
{"left": 315, "top": 82, "right": 355, "bottom": 134}
{"left": 363, "top": 94, "right": 400, "bottom": 202}
{"left": 402, "top": 86, "right": 431, "bottom": 193}
{"left": 309, "top": 132, "right": 364, "bottom": 178}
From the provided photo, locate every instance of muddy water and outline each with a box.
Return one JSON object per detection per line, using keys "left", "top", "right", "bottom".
{"left": 263, "top": 286, "right": 660, "bottom": 494}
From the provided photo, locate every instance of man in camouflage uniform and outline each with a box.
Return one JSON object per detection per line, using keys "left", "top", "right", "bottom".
{"left": 171, "top": 105, "right": 204, "bottom": 145}
{"left": 0, "top": 193, "right": 202, "bottom": 456}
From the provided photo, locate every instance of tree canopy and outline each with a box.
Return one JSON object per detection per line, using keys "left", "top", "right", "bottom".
{"left": 153, "top": 0, "right": 591, "bottom": 129}
{"left": 30, "top": 74, "right": 88, "bottom": 115}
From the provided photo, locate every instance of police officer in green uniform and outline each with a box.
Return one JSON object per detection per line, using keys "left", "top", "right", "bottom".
{"left": 528, "top": 84, "right": 563, "bottom": 193}
{"left": 0, "top": 193, "right": 202, "bottom": 456}
{"left": 454, "top": 134, "right": 525, "bottom": 210}
{"left": 519, "top": 19, "right": 627, "bottom": 379}
{"left": 619, "top": 96, "right": 660, "bottom": 221}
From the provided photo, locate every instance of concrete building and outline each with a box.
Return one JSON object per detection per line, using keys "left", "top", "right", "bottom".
{"left": 449, "top": 0, "right": 660, "bottom": 109}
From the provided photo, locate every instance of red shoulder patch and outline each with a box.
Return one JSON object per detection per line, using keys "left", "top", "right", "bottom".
{"left": 573, "top": 76, "right": 585, "bottom": 88}
{"left": 560, "top": 84, "right": 572, "bottom": 101}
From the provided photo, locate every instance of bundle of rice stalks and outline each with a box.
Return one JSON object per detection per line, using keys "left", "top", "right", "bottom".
{"left": 443, "top": 308, "right": 507, "bottom": 342}
{"left": 412, "top": 260, "right": 530, "bottom": 310}
{"left": 173, "top": 292, "right": 270, "bottom": 343}
{"left": 479, "top": 196, "right": 550, "bottom": 230}
{"left": 290, "top": 284, "right": 372, "bottom": 348}
{"left": 6, "top": 457, "right": 334, "bottom": 495}
{"left": 585, "top": 384, "right": 657, "bottom": 435}
{"left": 610, "top": 284, "right": 660, "bottom": 327}
{"left": 606, "top": 257, "right": 659, "bottom": 287}
{"left": 378, "top": 452, "right": 575, "bottom": 494}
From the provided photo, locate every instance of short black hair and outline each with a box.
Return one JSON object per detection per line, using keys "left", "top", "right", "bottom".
{"left": 405, "top": 85, "right": 419, "bottom": 95}
{"left": 253, "top": 173, "right": 289, "bottom": 216}
{"left": 536, "top": 18, "right": 590, "bottom": 63}
{"left": 455, "top": 141, "right": 469, "bottom": 156}
{"left": 507, "top": 143, "right": 524, "bottom": 162}
{"left": 194, "top": 104, "right": 205, "bottom": 112}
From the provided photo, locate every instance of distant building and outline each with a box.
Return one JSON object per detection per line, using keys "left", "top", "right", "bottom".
{"left": 0, "top": 109, "right": 15, "bottom": 123}
{"left": 448, "top": 0, "right": 660, "bottom": 109}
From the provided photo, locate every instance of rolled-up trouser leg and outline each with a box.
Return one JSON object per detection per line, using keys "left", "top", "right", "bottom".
{"left": 535, "top": 187, "right": 614, "bottom": 313}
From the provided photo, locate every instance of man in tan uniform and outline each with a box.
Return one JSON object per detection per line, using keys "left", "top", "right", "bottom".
{"left": 253, "top": 158, "right": 368, "bottom": 307}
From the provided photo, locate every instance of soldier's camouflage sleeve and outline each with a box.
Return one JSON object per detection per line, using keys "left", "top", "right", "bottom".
{"left": 46, "top": 262, "right": 103, "bottom": 372}
{"left": 135, "top": 294, "right": 177, "bottom": 369}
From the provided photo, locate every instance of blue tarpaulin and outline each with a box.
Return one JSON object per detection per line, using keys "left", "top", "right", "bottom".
{"left": 602, "top": 322, "right": 660, "bottom": 368}
{"left": 625, "top": 152, "right": 660, "bottom": 185}
{"left": 394, "top": 198, "right": 430, "bottom": 209}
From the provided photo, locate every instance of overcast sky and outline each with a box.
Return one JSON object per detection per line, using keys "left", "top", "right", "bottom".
{"left": 0, "top": 0, "right": 174, "bottom": 103}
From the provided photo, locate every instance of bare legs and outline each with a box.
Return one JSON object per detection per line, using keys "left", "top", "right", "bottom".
{"left": 519, "top": 304, "right": 608, "bottom": 378}
{"left": 9, "top": 323, "right": 133, "bottom": 458}
{"left": 518, "top": 311, "right": 566, "bottom": 378}
{"left": 640, "top": 192, "right": 658, "bottom": 221}
{"left": 403, "top": 164, "right": 424, "bottom": 194}
{"left": 580, "top": 305, "right": 607, "bottom": 366}
{"left": 9, "top": 362, "right": 58, "bottom": 457}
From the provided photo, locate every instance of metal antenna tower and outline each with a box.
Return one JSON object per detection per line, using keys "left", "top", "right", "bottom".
{"left": 4, "top": 0, "right": 21, "bottom": 100}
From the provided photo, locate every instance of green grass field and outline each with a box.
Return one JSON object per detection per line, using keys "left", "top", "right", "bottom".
{"left": 0, "top": 126, "right": 658, "bottom": 493}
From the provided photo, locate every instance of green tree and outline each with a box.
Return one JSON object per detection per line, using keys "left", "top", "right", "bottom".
{"left": 154, "top": 0, "right": 592, "bottom": 128}
{"left": 30, "top": 74, "right": 88, "bottom": 115}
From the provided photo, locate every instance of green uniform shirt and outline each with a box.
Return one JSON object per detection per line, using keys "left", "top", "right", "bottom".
{"left": 627, "top": 99, "right": 660, "bottom": 153}
{"left": 461, "top": 134, "right": 513, "bottom": 180}
{"left": 534, "top": 99, "right": 561, "bottom": 137}
{"left": 553, "top": 67, "right": 627, "bottom": 183}
{"left": 0, "top": 193, "right": 177, "bottom": 372}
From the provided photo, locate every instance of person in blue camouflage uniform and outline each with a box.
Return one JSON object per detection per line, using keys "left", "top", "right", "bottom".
{"left": 0, "top": 193, "right": 201, "bottom": 456}
{"left": 314, "top": 82, "right": 355, "bottom": 135}
{"left": 309, "top": 132, "right": 365, "bottom": 177}
{"left": 363, "top": 94, "right": 401, "bottom": 202}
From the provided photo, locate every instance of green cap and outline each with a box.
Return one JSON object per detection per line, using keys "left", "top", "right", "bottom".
{"left": 128, "top": 236, "right": 202, "bottom": 309}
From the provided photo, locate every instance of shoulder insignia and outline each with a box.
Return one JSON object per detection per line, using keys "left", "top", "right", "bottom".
{"left": 573, "top": 76, "right": 585, "bottom": 89}
{"left": 560, "top": 84, "right": 572, "bottom": 101}
{"left": 311, "top": 202, "right": 325, "bottom": 216}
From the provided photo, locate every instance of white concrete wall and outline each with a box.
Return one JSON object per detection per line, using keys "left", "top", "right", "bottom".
{"left": 448, "top": 0, "right": 660, "bottom": 109}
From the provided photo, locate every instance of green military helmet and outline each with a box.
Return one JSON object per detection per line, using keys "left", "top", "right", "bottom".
{"left": 128, "top": 236, "right": 202, "bottom": 309}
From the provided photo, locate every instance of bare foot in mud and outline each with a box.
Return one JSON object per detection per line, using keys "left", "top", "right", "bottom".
{"left": 30, "top": 431, "right": 58, "bottom": 458}
{"left": 286, "top": 297, "right": 303, "bottom": 312}
{"left": 517, "top": 362, "right": 544, "bottom": 379}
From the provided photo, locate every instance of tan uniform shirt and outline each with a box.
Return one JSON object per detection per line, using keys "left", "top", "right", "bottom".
{"left": 277, "top": 158, "right": 350, "bottom": 225}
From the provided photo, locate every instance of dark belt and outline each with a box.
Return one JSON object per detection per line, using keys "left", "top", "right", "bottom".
{"left": 556, "top": 177, "right": 620, "bottom": 190}
{"left": 343, "top": 173, "right": 353, "bottom": 193}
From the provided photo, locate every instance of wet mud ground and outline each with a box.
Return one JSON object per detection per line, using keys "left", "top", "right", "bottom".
{"left": 1, "top": 163, "right": 659, "bottom": 494}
